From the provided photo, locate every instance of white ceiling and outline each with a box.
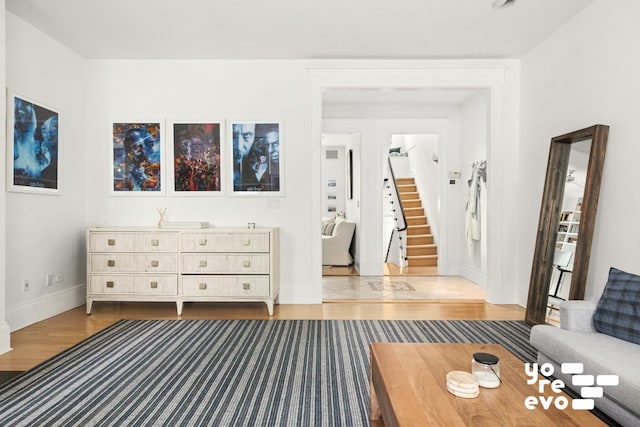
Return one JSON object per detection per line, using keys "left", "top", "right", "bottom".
{"left": 6, "top": 0, "right": 594, "bottom": 60}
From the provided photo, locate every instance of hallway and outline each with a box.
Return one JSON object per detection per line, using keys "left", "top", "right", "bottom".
{"left": 323, "top": 274, "right": 485, "bottom": 302}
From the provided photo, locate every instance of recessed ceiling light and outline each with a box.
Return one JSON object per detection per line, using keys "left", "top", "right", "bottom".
{"left": 492, "top": 0, "right": 515, "bottom": 9}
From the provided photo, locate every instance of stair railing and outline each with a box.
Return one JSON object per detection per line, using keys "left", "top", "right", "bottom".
{"left": 385, "top": 158, "right": 408, "bottom": 267}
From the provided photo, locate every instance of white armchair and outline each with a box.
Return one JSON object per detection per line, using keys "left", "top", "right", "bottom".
{"left": 322, "top": 219, "right": 356, "bottom": 266}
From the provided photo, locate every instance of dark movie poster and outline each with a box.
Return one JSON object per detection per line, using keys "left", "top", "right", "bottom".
{"left": 112, "top": 122, "right": 161, "bottom": 192}
{"left": 11, "top": 96, "right": 59, "bottom": 192}
{"left": 173, "top": 123, "right": 222, "bottom": 192}
{"left": 232, "top": 122, "right": 281, "bottom": 193}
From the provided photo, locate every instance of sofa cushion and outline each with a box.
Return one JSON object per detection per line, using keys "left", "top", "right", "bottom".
{"left": 593, "top": 267, "right": 640, "bottom": 345}
{"left": 531, "top": 325, "right": 640, "bottom": 417}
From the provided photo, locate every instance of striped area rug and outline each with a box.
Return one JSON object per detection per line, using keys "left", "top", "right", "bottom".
{"left": 0, "top": 320, "right": 534, "bottom": 426}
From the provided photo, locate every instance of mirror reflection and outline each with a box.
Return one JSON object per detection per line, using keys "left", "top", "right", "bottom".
{"left": 526, "top": 124, "right": 608, "bottom": 326}
{"left": 546, "top": 140, "right": 590, "bottom": 324}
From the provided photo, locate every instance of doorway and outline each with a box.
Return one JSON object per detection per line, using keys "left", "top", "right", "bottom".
{"left": 320, "top": 133, "right": 360, "bottom": 278}
{"left": 384, "top": 134, "right": 440, "bottom": 278}
{"left": 311, "top": 65, "right": 519, "bottom": 305}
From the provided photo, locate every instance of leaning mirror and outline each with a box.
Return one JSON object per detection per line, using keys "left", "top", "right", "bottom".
{"left": 525, "top": 125, "right": 609, "bottom": 325}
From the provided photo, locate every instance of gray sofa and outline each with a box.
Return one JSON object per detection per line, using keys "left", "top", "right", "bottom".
{"left": 530, "top": 300, "right": 640, "bottom": 426}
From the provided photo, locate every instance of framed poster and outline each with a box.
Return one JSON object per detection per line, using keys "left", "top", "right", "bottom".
{"left": 7, "top": 92, "right": 60, "bottom": 194}
{"left": 169, "top": 121, "right": 224, "bottom": 195}
{"left": 230, "top": 121, "right": 283, "bottom": 196}
{"left": 111, "top": 122, "right": 163, "bottom": 194}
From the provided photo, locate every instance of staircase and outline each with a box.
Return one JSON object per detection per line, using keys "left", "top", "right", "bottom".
{"left": 396, "top": 177, "right": 438, "bottom": 267}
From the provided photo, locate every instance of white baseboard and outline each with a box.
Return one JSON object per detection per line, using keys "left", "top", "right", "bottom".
{"left": 6, "top": 284, "right": 86, "bottom": 332}
{"left": 0, "top": 321, "right": 11, "bottom": 356}
{"left": 460, "top": 265, "right": 487, "bottom": 288}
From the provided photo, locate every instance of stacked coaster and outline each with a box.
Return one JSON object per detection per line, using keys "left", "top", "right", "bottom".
{"left": 446, "top": 371, "right": 480, "bottom": 398}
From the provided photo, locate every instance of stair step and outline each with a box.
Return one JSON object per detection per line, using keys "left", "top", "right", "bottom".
{"left": 399, "top": 192, "right": 419, "bottom": 201}
{"left": 402, "top": 200, "right": 422, "bottom": 209}
{"left": 407, "top": 244, "right": 438, "bottom": 256}
{"left": 407, "top": 224, "right": 431, "bottom": 235}
{"left": 395, "top": 178, "right": 415, "bottom": 185}
{"left": 407, "top": 255, "right": 438, "bottom": 267}
{"left": 406, "top": 216, "right": 427, "bottom": 226}
{"left": 407, "top": 234, "right": 434, "bottom": 245}
{"left": 397, "top": 184, "right": 417, "bottom": 193}
{"left": 404, "top": 207, "right": 424, "bottom": 217}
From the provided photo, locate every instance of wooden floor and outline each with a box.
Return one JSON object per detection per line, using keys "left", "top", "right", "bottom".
{"left": 384, "top": 263, "right": 438, "bottom": 276}
{"left": 0, "top": 301, "right": 525, "bottom": 372}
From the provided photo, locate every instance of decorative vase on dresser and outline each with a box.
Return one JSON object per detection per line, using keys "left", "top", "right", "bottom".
{"left": 86, "top": 227, "right": 280, "bottom": 315}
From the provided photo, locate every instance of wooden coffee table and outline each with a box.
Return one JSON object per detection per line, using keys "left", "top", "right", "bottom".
{"left": 369, "top": 343, "right": 605, "bottom": 426}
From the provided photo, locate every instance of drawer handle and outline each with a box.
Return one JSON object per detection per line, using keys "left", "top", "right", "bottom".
{"left": 151, "top": 239, "right": 159, "bottom": 246}
{"left": 243, "top": 260, "right": 251, "bottom": 268}
{"left": 107, "top": 239, "right": 116, "bottom": 246}
{"left": 242, "top": 282, "right": 251, "bottom": 290}
{"left": 243, "top": 239, "right": 251, "bottom": 246}
{"left": 107, "top": 260, "right": 115, "bottom": 267}
{"left": 199, "top": 260, "right": 208, "bottom": 268}
{"left": 106, "top": 281, "right": 115, "bottom": 288}
{"left": 150, "top": 281, "right": 158, "bottom": 289}
{"left": 151, "top": 260, "right": 159, "bottom": 267}
{"left": 199, "top": 282, "right": 207, "bottom": 290}
{"left": 199, "top": 238, "right": 207, "bottom": 246}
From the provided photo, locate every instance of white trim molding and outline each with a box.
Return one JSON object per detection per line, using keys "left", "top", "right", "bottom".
{"left": 6, "top": 284, "right": 86, "bottom": 333}
{"left": 309, "top": 60, "right": 520, "bottom": 305}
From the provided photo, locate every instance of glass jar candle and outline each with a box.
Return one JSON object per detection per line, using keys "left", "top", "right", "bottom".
{"left": 472, "top": 352, "right": 501, "bottom": 388}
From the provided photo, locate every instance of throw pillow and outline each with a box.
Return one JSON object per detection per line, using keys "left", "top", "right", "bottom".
{"left": 322, "top": 222, "right": 336, "bottom": 236}
{"left": 592, "top": 267, "right": 640, "bottom": 345}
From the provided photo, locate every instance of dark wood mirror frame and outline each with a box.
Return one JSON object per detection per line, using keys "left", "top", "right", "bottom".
{"left": 525, "top": 124, "right": 609, "bottom": 325}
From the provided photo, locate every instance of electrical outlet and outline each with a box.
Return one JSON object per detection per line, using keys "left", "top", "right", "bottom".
{"left": 55, "top": 274, "right": 63, "bottom": 283}
{"left": 23, "top": 279, "right": 30, "bottom": 292}
{"left": 46, "top": 274, "right": 54, "bottom": 287}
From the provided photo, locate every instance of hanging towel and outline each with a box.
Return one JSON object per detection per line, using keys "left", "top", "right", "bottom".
{"left": 465, "top": 162, "right": 481, "bottom": 257}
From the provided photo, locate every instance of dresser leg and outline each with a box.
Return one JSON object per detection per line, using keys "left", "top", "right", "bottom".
{"left": 265, "top": 300, "right": 274, "bottom": 316}
{"left": 86, "top": 299, "right": 93, "bottom": 315}
{"left": 176, "top": 300, "right": 183, "bottom": 316}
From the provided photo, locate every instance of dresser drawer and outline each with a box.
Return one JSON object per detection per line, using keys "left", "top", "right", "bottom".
{"left": 89, "top": 232, "right": 178, "bottom": 252}
{"left": 181, "top": 254, "right": 269, "bottom": 274}
{"left": 182, "top": 276, "right": 269, "bottom": 297}
{"left": 90, "top": 275, "right": 177, "bottom": 295}
{"left": 181, "top": 232, "right": 269, "bottom": 253}
{"left": 89, "top": 233, "right": 136, "bottom": 252}
{"left": 89, "top": 275, "right": 133, "bottom": 293}
{"left": 90, "top": 254, "right": 178, "bottom": 273}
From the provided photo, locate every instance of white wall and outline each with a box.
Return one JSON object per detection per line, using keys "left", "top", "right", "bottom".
{"left": 460, "top": 91, "right": 489, "bottom": 286}
{"left": 519, "top": 0, "right": 640, "bottom": 303}
{"left": 4, "top": 13, "right": 88, "bottom": 331}
{"left": 403, "top": 134, "right": 440, "bottom": 245}
{"left": 320, "top": 136, "right": 348, "bottom": 217}
{"left": 0, "top": 0, "right": 11, "bottom": 353}
{"left": 83, "top": 60, "right": 316, "bottom": 304}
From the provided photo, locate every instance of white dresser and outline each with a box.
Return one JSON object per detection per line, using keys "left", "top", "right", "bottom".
{"left": 86, "top": 227, "right": 280, "bottom": 315}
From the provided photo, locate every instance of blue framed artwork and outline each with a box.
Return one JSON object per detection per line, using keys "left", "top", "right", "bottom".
{"left": 7, "top": 92, "right": 60, "bottom": 194}
{"left": 230, "top": 121, "right": 283, "bottom": 196}
{"left": 112, "top": 122, "right": 163, "bottom": 193}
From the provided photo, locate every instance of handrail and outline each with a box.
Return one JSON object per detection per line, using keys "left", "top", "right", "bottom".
{"left": 387, "top": 158, "right": 407, "bottom": 232}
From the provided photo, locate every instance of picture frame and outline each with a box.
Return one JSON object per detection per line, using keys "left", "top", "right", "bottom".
{"left": 168, "top": 121, "right": 225, "bottom": 196}
{"left": 6, "top": 91, "right": 61, "bottom": 195}
{"left": 111, "top": 121, "right": 164, "bottom": 195}
{"left": 347, "top": 149, "right": 353, "bottom": 200}
{"left": 229, "top": 121, "right": 283, "bottom": 196}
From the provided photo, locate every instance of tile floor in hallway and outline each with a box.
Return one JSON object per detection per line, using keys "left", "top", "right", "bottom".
{"left": 322, "top": 275, "right": 486, "bottom": 301}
